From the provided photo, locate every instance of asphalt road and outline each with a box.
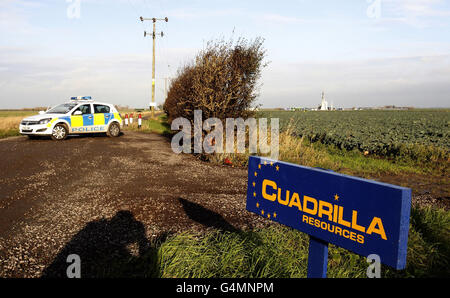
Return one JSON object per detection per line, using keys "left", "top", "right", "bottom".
{"left": 0, "top": 132, "right": 267, "bottom": 277}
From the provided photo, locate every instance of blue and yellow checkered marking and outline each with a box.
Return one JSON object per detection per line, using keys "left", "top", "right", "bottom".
{"left": 69, "top": 113, "right": 117, "bottom": 127}
{"left": 50, "top": 113, "right": 120, "bottom": 133}
{"left": 70, "top": 115, "right": 84, "bottom": 127}
{"left": 68, "top": 113, "right": 118, "bottom": 133}
{"left": 59, "top": 116, "right": 71, "bottom": 126}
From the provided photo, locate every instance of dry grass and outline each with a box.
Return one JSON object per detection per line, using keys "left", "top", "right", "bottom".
{"left": 0, "top": 116, "right": 23, "bottom": 131}
{"left": 209, "top": 122, "right": 339, "bottom": 170}
{"left": 0, "top": 110, "right": 36, "bottom": 135}
{"left": 277, "top": 124, "right": 338, "bottom": 169}
{"left": 0, "top": 116, "right": 24, "bottom": 138}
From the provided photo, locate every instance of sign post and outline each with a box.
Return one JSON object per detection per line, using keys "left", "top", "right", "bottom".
{"left": 307, "top": 236, "right": 328, "bottom": 278}
{"left": 246, "top": 156, "right": 411, "bottom": 277}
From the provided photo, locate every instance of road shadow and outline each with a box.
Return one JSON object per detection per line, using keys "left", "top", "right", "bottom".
{"left": 41, "top": 210, "right": 160, "bottom": 278}
{"left": 67, "top": 131, "right": 125, "bottom": 139}
{"left": 178, "top": 197, "right": 239, "bottom": 233}
{"left": 177, "top": 197, "right": 266, "bottom": 261}
{"left": 26, "top": 132, "right": 125, "bottom": 141}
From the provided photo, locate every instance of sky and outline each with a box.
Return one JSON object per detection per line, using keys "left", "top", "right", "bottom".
{"left": 0, "top": 0, "right": 450, "bottom": 109}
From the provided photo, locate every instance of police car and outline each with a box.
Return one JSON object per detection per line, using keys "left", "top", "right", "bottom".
{"left": 19, "top": 96, "right": 123, "bottom": 140}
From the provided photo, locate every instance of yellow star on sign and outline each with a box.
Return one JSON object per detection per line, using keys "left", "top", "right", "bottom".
{"left": 253, "top": 192, "right": 257, "bottom": 197}
{"left": 267, "top": 213, "right": 271, "bottom": 219}
{"left": 276, "top": 165, "right": 279, "bottom": 171}
{"left": 256, "top": 202, "right": 259, "bottom": 208}
{"left": 252, "top": 182, "right": 256, "bottom": 187}
{"left": 334, "top": 194, "right": 339, "bottom": 201}
{"left": 264, "top": 160, "right": 267, "bottom": 165}
{"left": 258, "top": 164, "right": 261, "bottom": 169}
{"left": 270, "top": 161, "right": 274, "bottom": 166}
{"left": 261, "top": 210, "right": 264, "bottom": 215}
{"left": 273, "top": 212, "right": 277, "bottom": 218}
{"left": 254, "top": 171, "right": 257, "bottom": 177}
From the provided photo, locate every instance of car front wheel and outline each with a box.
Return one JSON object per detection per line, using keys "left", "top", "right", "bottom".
{"left": 51, "top": 124, "right": 68, "bottom": 141}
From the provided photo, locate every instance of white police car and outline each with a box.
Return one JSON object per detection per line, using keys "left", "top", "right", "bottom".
{"left": 19, "top": 96, "right": 123, "bottom": 140}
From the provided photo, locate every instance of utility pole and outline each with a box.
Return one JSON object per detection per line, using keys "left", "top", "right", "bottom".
{"left": 141, "top": 16, "right": 168, "bottom": 118}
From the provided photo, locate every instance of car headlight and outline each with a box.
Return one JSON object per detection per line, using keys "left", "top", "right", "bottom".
{"left": 39, "top": 118, "right": 52, "bottom": 124}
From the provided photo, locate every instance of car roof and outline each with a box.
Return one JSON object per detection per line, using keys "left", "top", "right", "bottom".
{"left": 67, "top": 101, "right": 114, "bottom": 106}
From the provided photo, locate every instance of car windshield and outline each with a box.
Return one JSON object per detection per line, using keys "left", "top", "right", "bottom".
{"left": 46, "top": 103, "right": 78, "bottom": 114}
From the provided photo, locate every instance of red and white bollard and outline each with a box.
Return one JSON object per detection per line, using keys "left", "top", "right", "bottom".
{"left": 129, "top": 113, "right": 133, "bottom": 124}
{"left": 124, "top": 114, "right": 129, "bottom": 126}
{"left": 138, "top": 113, "right": 142, "bottom": 129}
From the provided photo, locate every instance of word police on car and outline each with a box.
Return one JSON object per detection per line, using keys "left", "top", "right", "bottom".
{"left": 19, "top": 96, "right": 123, "bottom": 140}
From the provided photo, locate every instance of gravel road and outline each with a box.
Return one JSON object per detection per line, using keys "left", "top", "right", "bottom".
{"left": 0, "top": 132, "right": 267, "bottom": 277}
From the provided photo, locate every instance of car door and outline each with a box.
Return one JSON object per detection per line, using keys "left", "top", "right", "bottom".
{"left": 71, "top": 104, "right": 93, "bottom": 133}
{"left": 93, "top": 104, "right": 111, "bottom": 132}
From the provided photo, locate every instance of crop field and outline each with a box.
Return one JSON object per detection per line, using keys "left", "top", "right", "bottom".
{"left": 0, "top": 110, "right": 39, "bottom": 118}
{"left": 0, "top": 110, "right": 37, "bottom": 138}
{"left": 258, "top": 109, "right": 449, "bottom": 160}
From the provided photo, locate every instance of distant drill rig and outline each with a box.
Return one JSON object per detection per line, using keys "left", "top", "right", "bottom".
{"left": 319, "top": 91, "right": 329, "bottom": 111}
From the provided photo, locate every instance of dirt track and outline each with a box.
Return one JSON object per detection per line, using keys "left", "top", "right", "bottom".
{"left": 0, "top": 132, "right": 269, "bottom": 277}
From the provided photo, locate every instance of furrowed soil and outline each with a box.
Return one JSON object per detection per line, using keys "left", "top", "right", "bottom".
{"left": 0, "top": 132, "right": 448, "bottom": 277}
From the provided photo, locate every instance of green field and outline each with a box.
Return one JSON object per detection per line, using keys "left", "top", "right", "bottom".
{"left": 0, "top": 110, "right": 38, "bottom": 117}
{"left": 258, "top": 109, "right": 449, "bottom": 161}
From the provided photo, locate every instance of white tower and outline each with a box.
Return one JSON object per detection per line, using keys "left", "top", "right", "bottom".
{"left": 320, "top": 91, "right": 328, "bottom": 111}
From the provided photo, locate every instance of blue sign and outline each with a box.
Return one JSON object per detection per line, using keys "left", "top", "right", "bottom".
{"left": 246, "top": 156, "right": 411, "bottom": 271}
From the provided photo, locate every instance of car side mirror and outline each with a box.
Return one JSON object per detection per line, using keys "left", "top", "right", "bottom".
{"left": 38, "top": 111, "right": 45, "bottom": 115}
{"left": 73, "top": 111, "right": 82, "bottom": 115}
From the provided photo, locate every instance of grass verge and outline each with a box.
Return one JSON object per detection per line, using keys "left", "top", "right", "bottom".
{"left": 122, "top": 114, "right": 172, "bottom": 136}
{"left": 0, "top": 111, "right": 40, "bottom": 139}
{"left": 0, "top": 115, "right": 26, "bottom": 139}
{"left": 0, "top": 129, "right": 20, "bottom": 139}
{"left": 157, "top": 207, "right": 449, "bottom": 278}
{"left": 209, "top": 125, "right": 438, "bottom": 177}
{"left": 91, "top": 206, "right": 448, "bottom": 278}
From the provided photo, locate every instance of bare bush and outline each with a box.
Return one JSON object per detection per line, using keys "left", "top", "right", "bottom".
{"left": 164, "top": 37, "right": 267, "bottom": 123}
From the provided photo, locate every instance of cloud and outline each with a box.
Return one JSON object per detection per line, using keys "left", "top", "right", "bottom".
{"left": 0, "top": 0, "right": 48, "bottom": 35}
{"left": 0, "top": 47, "right": 197, "bottom": 109}
{"left": 385, "top": 0, "right": 450, "bottom": 16}
{"left": 259, "top": 54, "right": 450, "bottom": 108}
{"left": 255, "top": 13, "right": 306, "bottom": 24}
{"left": 165, "top": 8, "right": 244, "bottom": 20}
{"left": 1, "top": 1, "right": 449, "bottom": 109}
{"left": 1, "top": 47, "right": 449, "bottom": 109}
{"left": 380, "top": 0, "right": 450, "bottom": 27}
{"left": 164, "top": 7, "right": 307, "bottom": 25}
